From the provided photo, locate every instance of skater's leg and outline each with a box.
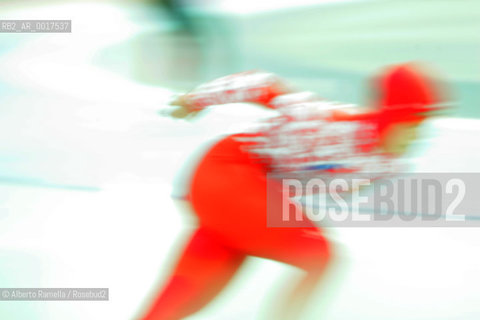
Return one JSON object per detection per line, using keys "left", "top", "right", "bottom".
{"left": 141, "top": 227, "right": 245, "bottom": 320}
{"left": 202, "top": 173, "right": 331, "bottom": 319}
{"left": 195, "top": 179, "right": 331, "bottom": 319}
{"left": 259, "top": 230, "right": 332, "bottom": 320}
{"left": 189, "top": 135, "right": 332, "bottom": 318}
{"left": 247, "top": 197, "right": 332, "bottom": 317}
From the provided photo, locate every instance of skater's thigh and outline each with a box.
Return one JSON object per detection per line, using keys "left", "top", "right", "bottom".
{"left": 193, "top": 178, "right": 330, "bottom": 272}
{"left": 239, "top": 227, "right": 331, "bottom": 272}
{"left": 172, "top": 227, "right": 245, "bottom": 283}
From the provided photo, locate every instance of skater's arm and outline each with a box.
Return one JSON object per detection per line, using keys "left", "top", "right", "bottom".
{"left": 170, "top": 71, "right": 293, "bottom": 116}
{"left": 167, "top": 71, "right": 354, "bottom": 119}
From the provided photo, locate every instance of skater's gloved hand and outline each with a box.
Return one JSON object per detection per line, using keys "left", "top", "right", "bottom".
{"left": 170, "top": 105, "right": 200, "bottom": 119}
{"left": 160, "top": 94, "right": 200, "bottom": 119}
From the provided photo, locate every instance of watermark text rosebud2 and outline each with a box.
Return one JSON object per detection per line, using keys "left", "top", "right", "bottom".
{"left": 266, "top": 173, "right": 479, "bottom": 227}
{"left": 283, "top": 178, "right": 372, "bottom": 222}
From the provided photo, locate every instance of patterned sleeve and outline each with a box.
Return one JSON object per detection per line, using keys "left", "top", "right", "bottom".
{"left": 182, "top": 70, "right": 293, "bottom": 111}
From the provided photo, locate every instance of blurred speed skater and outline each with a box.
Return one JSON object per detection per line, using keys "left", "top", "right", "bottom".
{"left": 140, "top": 63, "right": 445, "bottom": 320}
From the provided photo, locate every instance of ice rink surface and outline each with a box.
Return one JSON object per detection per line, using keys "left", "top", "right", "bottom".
{"left": 1, "top": 1, "right": 479, "bottom": 319}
